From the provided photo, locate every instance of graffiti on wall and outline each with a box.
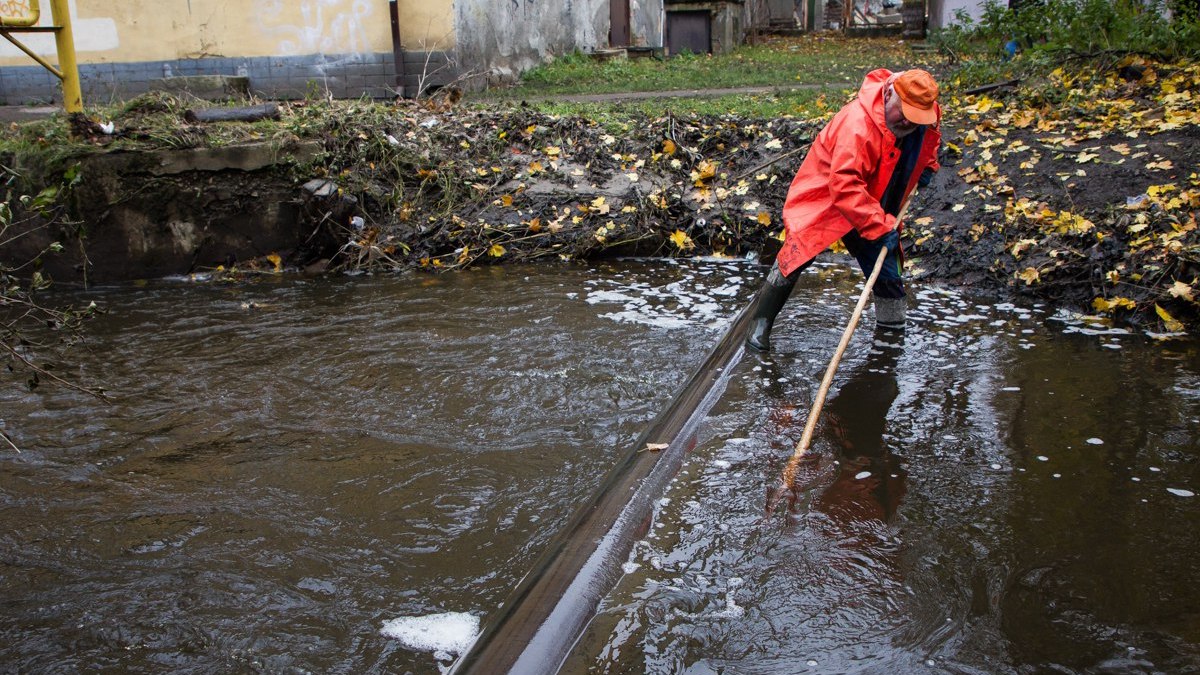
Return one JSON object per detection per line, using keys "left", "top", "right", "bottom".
{"left": 256, "top": 0, "right": 377, "bottom": 57}
{"left": 508, "top": 0, "right": 535, "bottom": 16}
{"left": 0, "top": 0, "right": 118, "bottom": 58}
{"left": 0, "top": 0, "right": 32, "bottom": 19}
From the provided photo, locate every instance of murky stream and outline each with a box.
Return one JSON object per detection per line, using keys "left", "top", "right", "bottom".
{"left": 2, "top": 260, "right": 1199, "bottom": 674}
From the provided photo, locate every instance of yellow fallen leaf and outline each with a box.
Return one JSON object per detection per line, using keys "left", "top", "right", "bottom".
{"left": 1093, "top": 296, "right": 1136, "bottom": 312}
{"left": 1010, "top": 239, "right": 1038, "bottom": 258}
{"left": 669, "top": 229, "right": 695, "bottom": 250}
{"left": 591, "top": 195, "right": 611, "bottom": 215}
{"left": 1012, "top": 109, "right": 1037, "bottom": 128}
{"left": 1018, "top": 267, "right": 1040, "bottom": 285}
{"left": 756, "top": 211, "right": 772, "bottom": 226}
{"left": 913, "top": 216, "right": 934, "bottom": 226}
{"left": 1076, "top": 151, "right": 1099, "bottom": 163}
{"left": 764, "top": 138, "right": 783, "bottom": 150}
{"left": 645, "top": 443, "right": 669, "bottom": 452}
{"left": 500, "top": 194, "right": 513, "bottom": 207}
{"left": 1052, "top": 211, "right": 1095, "bottom": 234}
{"left": 488, "top": 243, "right": 506, "bottom": 257}
{"left": 663, "top": 139, "right": 677, "bottom": 155}
{"left": 952, "top": 203, "right": 966, "bottom": 212}
{"left": 544, "top": 146, "right": 561, "bottom": 156}
{"left": 1146, "top": 159, "right": 1174, "bottom": 171}
{"left": 267, "top": 253, "right": 282, "bottom": 272}
{"left": 1156, "top": 304, "right": 1185, "bottom": 332}
{"left": 1169, "top": 280, "right": 1195, "bottom": 302}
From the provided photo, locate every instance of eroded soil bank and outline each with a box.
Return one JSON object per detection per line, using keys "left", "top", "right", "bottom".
{"left": 5, "top": 56, "right": 1199, "bottom": 332}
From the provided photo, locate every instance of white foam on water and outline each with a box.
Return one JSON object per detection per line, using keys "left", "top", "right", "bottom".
{"left": 1037, "top": 455, "right": 1049, "bottom": 462}
{"left": 1087, "top": 438, "right": 1104, "bottom": 445}
{"left": 622, "top": 562, "right": 641, "bottom": 574}
{"left": 990, "top": 463, "right": 1002, "bottom": 470}
{"left": 712, "top": 460, "right": 732, "bottom": 469}
{"left": 1167, "top": 488, "right": 1195, "bottom": 498}
{"left": 1132, "top": 477, "right": 1141, "bottom": 482}
{"left": 854, "top": 471, "right": 872, "bottom": 480}
{"left": 1002, "top": 386, "right": 1021, "bottom": 392}
{"left": 380, "top": 612, "right": 479, "bottom": 657}
{"left": 713, "top": 590, "right": 745, "bottom": 618}
{"left": 1053, "top": 473, "right": 1062, "bottom": 478}
{"left": 1150, "top": 467, "right": 1161, "bottom": 472}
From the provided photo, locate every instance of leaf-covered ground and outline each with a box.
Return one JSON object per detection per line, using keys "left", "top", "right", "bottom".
{"left": 8, "top": 49, "right": 1199, "bottom": 334}
{"left": 910, "top": 57, "right": 1200, "bottom": 334}
{"left": 301, "top": 55, "right": 1199, "bottom": 333}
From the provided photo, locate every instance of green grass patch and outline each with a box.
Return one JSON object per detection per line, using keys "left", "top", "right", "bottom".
{"left": 483, "top": 36, "right": 945, "bottom": 100}
{"left": 476, "top": 86, "right": 856, "bottom": 128}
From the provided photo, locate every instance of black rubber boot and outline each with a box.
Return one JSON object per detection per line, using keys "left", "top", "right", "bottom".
{"left": 745, "top": 263, "right": 797, "bottom": 352}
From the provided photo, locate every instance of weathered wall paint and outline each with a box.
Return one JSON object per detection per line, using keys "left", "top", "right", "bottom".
{"left": 0, "top": 0, "right": 455, "bottom": 66}
{"left": 454, "top": 0, "right": 608, "bottom": 86}
{"left": 928, "top": 0, "right": 986, "bottom": 29}
{"left": 0, "top": 0, "right": 119, "bottom": 61}
{"left": 0, "top": 0, "right": 664, "bottom": 102}
{"left": 0, "top": 0, "right": 460, "bottom": 104}
{"left": 630, "top": 0, "right": 665, "bottom": 48}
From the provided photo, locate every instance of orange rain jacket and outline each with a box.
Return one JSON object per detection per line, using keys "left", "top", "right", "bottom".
{"left": 776, "top": 69, "right": 941, "bottom": 277}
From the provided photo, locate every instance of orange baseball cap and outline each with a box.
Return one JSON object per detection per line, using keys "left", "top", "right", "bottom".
{"left": 894, "top": 69, "right": 939, "bottom": 125}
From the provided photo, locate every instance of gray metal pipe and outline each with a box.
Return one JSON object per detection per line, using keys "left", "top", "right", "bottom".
{"left": 450, "top": 289, "right": 762, "bottom": 674}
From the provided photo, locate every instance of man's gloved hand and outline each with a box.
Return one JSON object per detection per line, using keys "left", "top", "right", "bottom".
{"left": 870, "top": 229, "right": 901, "bottom": 254}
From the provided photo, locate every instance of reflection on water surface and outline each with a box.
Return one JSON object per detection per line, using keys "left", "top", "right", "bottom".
{"left": 1, "top": 260, "right": 1198, "bottom": 674}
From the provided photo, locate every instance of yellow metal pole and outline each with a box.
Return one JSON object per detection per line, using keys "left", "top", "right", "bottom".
{"left": 0, "top": 0, "right": 41, "bottom": 27}
{"left": 48, "top": 0, "right": 81, "bottom": 112}
{"left": 0, "top": 30, "right": 64, "bottom": 78}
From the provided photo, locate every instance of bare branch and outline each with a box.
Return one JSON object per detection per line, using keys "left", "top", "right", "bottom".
{"left": 2, "top": 341, "right": 109, "bottom": 403}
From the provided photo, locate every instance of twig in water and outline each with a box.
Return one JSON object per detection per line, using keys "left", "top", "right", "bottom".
{"left": 2, "top": 342, "right": 110, "bottom": 403}
{"left": 0, "top": 428, "right": 19, "bottom": 453}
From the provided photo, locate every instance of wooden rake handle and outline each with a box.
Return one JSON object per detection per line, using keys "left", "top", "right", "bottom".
{"left": 765, "top": 199, "right": 913, "bottom": 517}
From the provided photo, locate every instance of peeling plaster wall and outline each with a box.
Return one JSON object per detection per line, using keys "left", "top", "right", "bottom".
{"left": 454, "top": 0, "right": 608, "bottom": 86}
{"left": 631, "top": 0, "right": 665, "bottom": 48}
{"left": 0, "top": 0, "right": 456, "bottom": 104}
{"left": 928, "top": 0, "right": 986, "bottom": 29}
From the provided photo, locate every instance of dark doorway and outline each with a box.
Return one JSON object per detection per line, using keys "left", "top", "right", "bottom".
{"left": 610, "top": 0, "right": 631, "bottom": 46}
{"left": 666, "top": 10, "right": 712, "bottom": 55}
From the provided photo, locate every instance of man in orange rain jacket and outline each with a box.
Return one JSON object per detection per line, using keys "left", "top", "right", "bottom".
{"left": 746, "top": 68, "right": 942, "bottom": 352}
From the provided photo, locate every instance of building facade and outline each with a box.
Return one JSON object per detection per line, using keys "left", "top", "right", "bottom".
{"left": 0, "top": 0, "right": 670, "bottom": 105}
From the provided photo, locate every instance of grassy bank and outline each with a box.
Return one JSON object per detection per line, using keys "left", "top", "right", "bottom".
{"left": 482, "top": 36, "right": 942, "bottom": 100}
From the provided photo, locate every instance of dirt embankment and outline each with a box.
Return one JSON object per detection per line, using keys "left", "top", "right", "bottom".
{"left": 23, "top": 56, "right": 1200, "bottom": 332}
{"left": 295, "top": 58, "right": 1197, "bottom": 332}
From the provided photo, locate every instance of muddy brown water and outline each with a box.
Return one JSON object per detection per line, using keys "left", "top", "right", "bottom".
{"left": 2, "top": 260, "right": 1199, "bottom": 674}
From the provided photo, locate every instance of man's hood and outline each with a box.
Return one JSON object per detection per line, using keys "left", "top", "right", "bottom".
{"left": 855, "top": 68, "right": 893, "bottom": 134}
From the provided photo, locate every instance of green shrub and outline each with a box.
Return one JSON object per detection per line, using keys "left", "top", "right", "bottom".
{"left": 934, "top": 0, "right": 1200, "bottom": 63}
